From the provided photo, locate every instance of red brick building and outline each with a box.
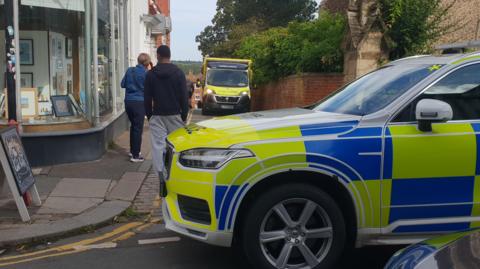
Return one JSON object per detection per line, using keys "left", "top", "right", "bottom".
{"left": 149, "top": 0, "right": 171, "bottom": 47}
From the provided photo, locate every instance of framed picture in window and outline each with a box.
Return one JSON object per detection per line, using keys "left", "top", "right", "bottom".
{"left": 19, "top": 39, "right": 34, "bottom": 65}
{"left": 51, "top": 95, "right": 74, "bottom": 117}
{"left": 20, "top": 73, "right": 33, "bottom": 88}
{"left": 20, "top": 88, "right": 38, "bottom": 117}
{"left": 65, "top": 38, "right": 73, "bottom": 58}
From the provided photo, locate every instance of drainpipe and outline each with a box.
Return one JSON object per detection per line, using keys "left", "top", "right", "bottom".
{"left": 109, "top": 0, "right": 117, "bottom": 115}
{"left": 13, "top": 0, "right": 21, "bottom": 127}
{"left": 4, "top": 0, "right": 20, "bottom": 128}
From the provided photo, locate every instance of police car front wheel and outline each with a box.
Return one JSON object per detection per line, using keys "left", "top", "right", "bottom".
{"left": 239, "top": 184, "right": 346, "bottom": 269}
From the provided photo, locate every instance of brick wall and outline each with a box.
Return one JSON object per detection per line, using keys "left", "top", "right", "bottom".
{"left": 251, "top": 73, "right": 345, "bottom": 111}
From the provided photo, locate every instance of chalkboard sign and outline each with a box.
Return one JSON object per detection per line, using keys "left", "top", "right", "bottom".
{"left": 0, "top": 127, "right": 35, "bottom": 195}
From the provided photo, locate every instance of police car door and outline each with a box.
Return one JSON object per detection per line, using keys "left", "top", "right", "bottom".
{"left": 384, "top": 63, "right": 480, "bottom": 233}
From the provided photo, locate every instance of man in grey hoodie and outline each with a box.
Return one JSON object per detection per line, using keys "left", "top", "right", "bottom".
{"left": 144, "top": 45, "right": 189, "bottom": 197}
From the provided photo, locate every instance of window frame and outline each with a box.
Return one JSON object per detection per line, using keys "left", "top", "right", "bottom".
{"left": 388, "top": 61, "right": 480, "bottom": 125}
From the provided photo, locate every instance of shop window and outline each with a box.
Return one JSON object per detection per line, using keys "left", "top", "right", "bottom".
{"left": 0, "top": 4, "right": 7, "bottom": 122}
{"left": 15, "top": 1, "right": 90, "bottom": 127}
{"left": 97, "top": 0, "right": 113, "bottom": 117}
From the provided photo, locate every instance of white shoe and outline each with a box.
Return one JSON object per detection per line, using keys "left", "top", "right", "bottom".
{"left": 130, "top": 156, "right": 145, "bottom": 163}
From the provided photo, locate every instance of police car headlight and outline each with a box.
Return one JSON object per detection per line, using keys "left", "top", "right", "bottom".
{"left": 206, "top": 89, "right": 215, "bottom": 95}
{"left": 179, "top": 149, "right": 254, "bottom": 169}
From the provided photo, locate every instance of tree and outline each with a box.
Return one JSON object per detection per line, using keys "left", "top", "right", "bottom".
{"left": 196, "top": 0, "right": 318, "bottom": 57}
{"left": 233, "top": 0, "right": 318, "bottom": 27}
{"left": 379, "top": 0, "right": 457, "bottom": 59}
{"left": 212, "top": 18, "right": 266, "bottom": 57}
{"left": 195, "top": 0, "right": 235, "bottom": 57}
{"left": 236, "top": 11, "right": 346, "bottom": 85}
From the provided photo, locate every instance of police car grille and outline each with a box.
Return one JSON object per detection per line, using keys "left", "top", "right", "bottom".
{"left": 178, "top": 195, "right": 211, "bottom": 225}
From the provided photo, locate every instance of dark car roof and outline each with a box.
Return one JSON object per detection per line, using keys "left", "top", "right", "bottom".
{"left": 387, "top": 51, "right": 480, "bottom": 67}
{"left": 417, "top": 230, "right": 480, "bottom": 269}
{"left": 385, "top": 229, "right": 480, "bottom": 269}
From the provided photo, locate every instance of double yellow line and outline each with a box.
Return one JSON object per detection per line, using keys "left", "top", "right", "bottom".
{"left": 0, "top": 221, "right": 154, "bottom": 267}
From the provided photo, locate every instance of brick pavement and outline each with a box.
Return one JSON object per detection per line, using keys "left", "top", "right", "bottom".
{"left": 132, "top": 109, "right": 212, "bottom": 215}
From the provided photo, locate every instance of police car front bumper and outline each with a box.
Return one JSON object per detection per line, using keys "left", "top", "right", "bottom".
{"left": 162, "top": 201, "right": 233, "bottom": 247}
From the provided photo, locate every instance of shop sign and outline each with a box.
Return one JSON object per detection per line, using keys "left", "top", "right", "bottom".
{"left": 0, "top": 127, "right": 35, "bottom": 195}
{"left": 0, "top": 127, "right": 41, "bottom": 222}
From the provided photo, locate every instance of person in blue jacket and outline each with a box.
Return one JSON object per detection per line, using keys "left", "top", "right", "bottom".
{"left": 121, "top": 53, "right": 151, "bottom": 162}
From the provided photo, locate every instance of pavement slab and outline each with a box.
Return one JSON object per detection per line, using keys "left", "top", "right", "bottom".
{"left": 48, "top": 150, "right": 141, "bottom": 181}
{"left": 49, "top": 178, "right": 111, "bottom": 198}
{"left": 34, "top": 176, "right": 62, "bottom": 198}
{"left": 37, "top": 197, "right": 103, "bottom": 214}
{"left": 106, "top": 172, "right": 146, "bottom": 202}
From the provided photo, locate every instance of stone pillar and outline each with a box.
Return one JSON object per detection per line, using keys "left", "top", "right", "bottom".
{"left": 343, "top": 0, "right": 387, "bottom": 83}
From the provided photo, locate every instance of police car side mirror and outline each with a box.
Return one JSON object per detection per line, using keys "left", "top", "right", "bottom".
{"left": 415, "top": 99, "right": 453, "bottom": 132}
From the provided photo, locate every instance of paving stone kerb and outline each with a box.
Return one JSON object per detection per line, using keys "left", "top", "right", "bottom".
{"left": 0, "top": 200, "right": 130, "bottom": 247}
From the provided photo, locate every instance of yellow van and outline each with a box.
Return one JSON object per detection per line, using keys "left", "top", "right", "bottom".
{"left": 201, "top": 58, "right": 252, "bottom": 115}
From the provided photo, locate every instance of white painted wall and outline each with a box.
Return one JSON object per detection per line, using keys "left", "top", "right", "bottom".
{"left": 127, "top": 1, "right": 153, "bottom": 67}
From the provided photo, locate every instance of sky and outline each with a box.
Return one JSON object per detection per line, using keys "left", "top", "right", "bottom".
{"left": 170, "top": 0, "right": 323, "bottom": 62}
{"left": 170, "top": 0, "right": 217, "bottom": 61}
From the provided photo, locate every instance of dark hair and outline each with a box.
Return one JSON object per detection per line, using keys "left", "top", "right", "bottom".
{"left": 157, "top": 45, "right": 171, "bottom": 59}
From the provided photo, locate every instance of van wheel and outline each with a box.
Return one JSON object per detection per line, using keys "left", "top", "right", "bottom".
{"left": 238, "top": 184, "right": 346, "bottom": 269}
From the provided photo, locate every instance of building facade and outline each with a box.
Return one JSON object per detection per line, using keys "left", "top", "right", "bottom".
{"left": 436, "top": 0, "right": 480, "bottom": 45}
{"left": 321, "top": 0, "right": 480, "bottom": 81}
{"left": 0, "top": 0, "right": 170, "bottom": 166}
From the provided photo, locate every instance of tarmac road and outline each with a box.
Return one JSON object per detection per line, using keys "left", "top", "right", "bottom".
{"left": 0, "top": 221, "right": 402, "bottom": 269}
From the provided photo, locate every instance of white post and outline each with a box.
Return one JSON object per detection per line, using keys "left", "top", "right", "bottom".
{"left": 85, "top": 0, "right": 93, "bottom": 122}
{"left": 110, "top": 0, "right": 117, "bottom": 115}
{"left": 92, "top": 0, "right": 100, "bottom": 125}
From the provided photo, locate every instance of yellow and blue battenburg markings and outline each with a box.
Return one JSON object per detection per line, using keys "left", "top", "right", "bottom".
{"left": 385, "top": 123, "right": 480, "bottom": 233}
{"left": 302, "top": 121, "right": 383, "bottom": 184}
{"left": 213, "top": 121, "right": 480, "bottom": 233}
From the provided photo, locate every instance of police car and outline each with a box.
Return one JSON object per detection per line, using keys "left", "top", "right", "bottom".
{"left": 162, "top": 52, "right": 480, "bottom": 269}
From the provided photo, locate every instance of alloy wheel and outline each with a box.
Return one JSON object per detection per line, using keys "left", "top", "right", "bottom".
{"left": 259, "top": 198, "right": 334, "bottom": 269}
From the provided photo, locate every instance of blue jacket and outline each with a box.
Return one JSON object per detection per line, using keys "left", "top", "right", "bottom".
{"left": 121, "top": 65, "right": 147, "bottom": 102}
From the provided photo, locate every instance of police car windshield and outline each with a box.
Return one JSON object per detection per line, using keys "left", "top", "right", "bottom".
{"left": 313, "top": 64, "right": 438, "bottom": 116}
{"left": 207, "top": 69, "right": 249, "bottom": 87}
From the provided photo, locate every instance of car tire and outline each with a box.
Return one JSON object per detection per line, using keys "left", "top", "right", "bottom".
{"left": 238, "top": 184, "right": 346, "bottom": 269}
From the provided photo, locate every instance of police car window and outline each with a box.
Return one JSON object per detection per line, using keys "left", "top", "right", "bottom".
{"left": 394, "top": 63, "right": 480, "bottom": 122}
{"left": 313, "top": 65, "right": 434, "bottom": 116}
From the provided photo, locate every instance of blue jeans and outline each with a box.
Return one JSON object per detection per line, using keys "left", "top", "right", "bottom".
{"left": 125, "top": 101, "right": 145, "bottom": 157}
